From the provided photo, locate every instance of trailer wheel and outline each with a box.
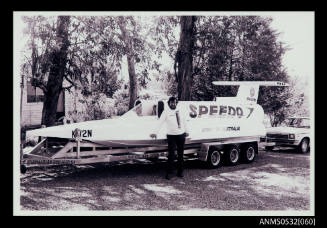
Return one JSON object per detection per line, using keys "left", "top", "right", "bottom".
{"left": 20, "top": 164, "right": 27, "bottom": 174}
{"left": 225, "top": 145, "right": 240, "bottom": 165}
{"left": 298, "top": 138, "right": 310, "bottom": 154}
{"left": 241, "top": 144, "right": 257, "bottom": 163}
{"left": 206, "top": 150, "right": 222, "bottom": 168}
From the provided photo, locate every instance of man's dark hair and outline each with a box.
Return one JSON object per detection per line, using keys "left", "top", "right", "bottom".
{"left": 168, "top": 96, "right": 177, "bottom": 104}
{"left": 135, "top": 100, "right": 141, "bottom": 106}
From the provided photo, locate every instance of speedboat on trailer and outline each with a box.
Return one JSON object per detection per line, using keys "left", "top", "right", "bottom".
{"left": 21, "top": 81, "right": 288, "bottom": 172}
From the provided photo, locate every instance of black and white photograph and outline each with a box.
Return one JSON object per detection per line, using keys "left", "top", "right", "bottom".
{"left": 13, "top": 11, "right": 314, "bottom": 217}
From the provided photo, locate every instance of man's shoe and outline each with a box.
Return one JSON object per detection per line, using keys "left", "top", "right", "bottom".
{"left": 177, "top": 172, "right": 184, "bottom": 178}
{"left": 165, "top": 173, "right": 172, "bottom": 180}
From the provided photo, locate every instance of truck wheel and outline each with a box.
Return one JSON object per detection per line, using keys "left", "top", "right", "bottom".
{"left": 241, "top": 144, "right": 257, "bottom": 163}
{"left": 298, "top": 138, "right": 310, "bottom": 153}
{"left": 265, "top": 146, "right": 274, "bottom": 151}
{"left": 20, "top": 164, "right": 27, "bottom": 174}
{"left": 225, "top": 145, "right": 240, "bottom": 165}
{"left": 206, "top": 150, "right": 222, "bottom": 168}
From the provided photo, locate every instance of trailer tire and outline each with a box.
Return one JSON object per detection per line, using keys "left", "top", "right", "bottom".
{"left": 225, "top": 145, "right": 240, "bottom": 166}
{"left": 241, "top": 144, "right": 257, "bottom": 163}
{"left": 20, "top": 164, "right": 27, "bottom": 174}
{"left": 206, "top": 149, "right": 222, "bottom": 168}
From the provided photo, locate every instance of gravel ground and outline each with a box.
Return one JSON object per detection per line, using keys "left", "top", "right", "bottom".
{"left": 19, "top": 145, "right": 311, "bottom": 213}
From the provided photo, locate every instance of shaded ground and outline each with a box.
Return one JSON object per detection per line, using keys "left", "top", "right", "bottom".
{"left": 19, "top": 146, "right": 311, "bottom": 212}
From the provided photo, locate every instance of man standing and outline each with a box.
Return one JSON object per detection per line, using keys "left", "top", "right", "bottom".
{"left": 150, "top": 97, "right": 189, "bottom": 180}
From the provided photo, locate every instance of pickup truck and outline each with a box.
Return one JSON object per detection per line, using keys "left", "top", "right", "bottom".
{"left": 263, "top": 117, "right": 310, "bottom": 153}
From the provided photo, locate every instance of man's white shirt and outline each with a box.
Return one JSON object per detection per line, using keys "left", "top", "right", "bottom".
{"left": 153, "top": 105, "right": 189, "bottom": 135}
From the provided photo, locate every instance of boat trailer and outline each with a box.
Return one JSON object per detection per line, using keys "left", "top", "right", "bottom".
{"left": 20, "top": 129, "right": 260, "bottom": 174}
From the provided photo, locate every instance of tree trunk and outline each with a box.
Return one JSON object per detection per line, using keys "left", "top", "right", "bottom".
{"left": 175, "top": 16, "right": 196, "bottom": 101}
{"left": 41, "top": 16, "right": 70, "bottom": 127}
{"left": 126, "top": 53, "right": 137, "bottom": 109}
{"left": 228, "top": 50, "right": 233, "bottom": 81}
{"left": 118, "top": 18, "right": 138, "bottom": 109}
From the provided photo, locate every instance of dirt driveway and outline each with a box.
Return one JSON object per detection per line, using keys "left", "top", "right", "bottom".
{"left": 19, "top": 146, "right": 312, "bottom": 213}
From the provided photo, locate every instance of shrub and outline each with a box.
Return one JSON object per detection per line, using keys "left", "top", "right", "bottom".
{"left": 113, "top": 86, "right": 130, "bottom": 116}
{"left": 67, "top": 92, "right": 115, "bottom": 122}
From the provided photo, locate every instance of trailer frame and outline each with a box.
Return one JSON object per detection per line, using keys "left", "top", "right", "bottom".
{"left": 20, "top": 135, "right": 261, "bottom": 173}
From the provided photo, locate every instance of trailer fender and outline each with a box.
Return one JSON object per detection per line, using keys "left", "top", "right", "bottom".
{"left": 198, "top": 143, "right": 224, "bottom": 162}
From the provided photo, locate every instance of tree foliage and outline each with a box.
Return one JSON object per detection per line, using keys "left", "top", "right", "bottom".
{"left": 21, "top": 15, "right": 293, "bottom": 126}
{"left": 22, "top": 16, "right": 72, "bottom": 126}
{"left": 21, "top": 15, "right": 158, "bottom": 125}
{"left": 191, "top": 16, "right": 289, "bottom": 100}
{"left": 154, "top": 15, "right": 290, "bottom": 125}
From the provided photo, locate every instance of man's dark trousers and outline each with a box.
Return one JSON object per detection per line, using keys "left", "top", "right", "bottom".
{"left": 166, "top": 133, "right": 186, "bottom": 175}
